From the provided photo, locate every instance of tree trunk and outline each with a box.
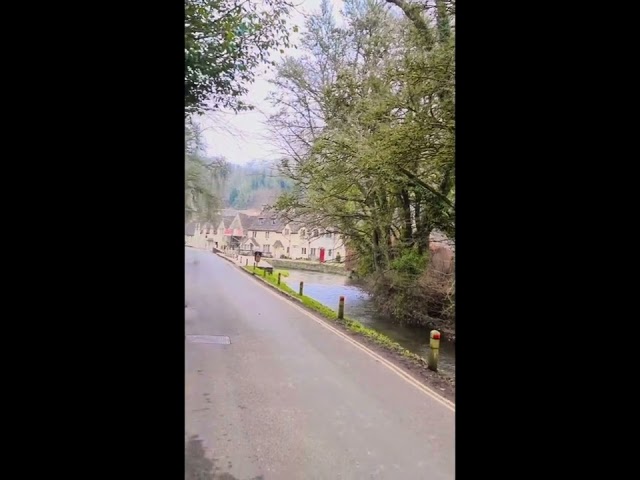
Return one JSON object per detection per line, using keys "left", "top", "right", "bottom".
{"left": 372, "top": 226, "right": 383, "bottom": 271}
{"left": 435, "top": 0, "right": 451, "bottom": 45}
{"left": 400, "top": 189, "right": 413, "bottom": 250}
{"left": 416, "top": 202, "right": 431, "bottom": 256}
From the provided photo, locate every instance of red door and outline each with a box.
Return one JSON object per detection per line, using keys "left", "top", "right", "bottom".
{"left": 319, "top": 247, "right": 325, "bottom": 263}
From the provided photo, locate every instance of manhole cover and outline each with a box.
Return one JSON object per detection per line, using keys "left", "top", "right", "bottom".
{"left": 186, "top": 335, "right": 230, "bottom": 345}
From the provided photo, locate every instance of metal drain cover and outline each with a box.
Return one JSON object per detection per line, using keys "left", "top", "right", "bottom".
{"left": 186, "top": 335, "right": 230, "bottom": 345}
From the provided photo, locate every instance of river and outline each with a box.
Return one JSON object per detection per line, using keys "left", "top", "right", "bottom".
{"left": 283, "top": 269, "right": 456, "bottom": 379}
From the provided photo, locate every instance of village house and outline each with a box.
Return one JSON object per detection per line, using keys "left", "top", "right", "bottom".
{"left": 224, "top": 213, "right": 254, "bottom": 250}
{"left": 184, "top": 219, "right": 225, "bottom": 250}
{"left": 241, "top": 212, "right": 289, "bottom": 258}
{"left": 242, "top": 208, "right": 347, "bottom": 262}
{"left": 299, "top": 226, "right": 346, "bottom": 263}
{"left": 186, "top": 221, "right": 213, "bottom": 249}
{"left": 211, "top": 215, "right": 235, "bottom": 250}
{"left": 186, "top": 208, "right": 348, "bottom": 264}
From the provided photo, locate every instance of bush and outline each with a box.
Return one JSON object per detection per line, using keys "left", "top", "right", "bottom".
{"left": 366, "top": 250, "right": 453, "bottom": 328}
{"left": 390, "top": 250, "right": 428, "bottom": 276}
{"left": 368, "top": 269, "right": 452, "bottom": 326}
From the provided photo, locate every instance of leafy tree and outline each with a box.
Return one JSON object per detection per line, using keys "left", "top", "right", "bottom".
{"left": 267, "top": 0, "right": 455, "bottom": 325}
{"left": 185, "top": 119, "right": 228, "bottom": 222}
{"left": 185, "top": 0, "right": 295, "bottom": 116}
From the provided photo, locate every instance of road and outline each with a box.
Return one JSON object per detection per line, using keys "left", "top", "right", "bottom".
{"left": 185, "top": 248, "right": 455, "bottom": 480}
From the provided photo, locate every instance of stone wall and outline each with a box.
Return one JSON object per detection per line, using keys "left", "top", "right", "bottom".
{"left": 269, "top": 259, "right": 347, "bottom": 276}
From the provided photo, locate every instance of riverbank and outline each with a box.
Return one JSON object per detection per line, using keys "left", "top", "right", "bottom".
{"left": 366, "top": 270, "right": 456, "bottom": 344}
{"left": 269, "top": 258, "right": 347, "bottom": 276}
{"left": 237, "top": 263, "right": 455, "bottom": 398}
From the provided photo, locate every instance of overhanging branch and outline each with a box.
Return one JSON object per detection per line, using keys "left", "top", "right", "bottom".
{"left": 398, "top": 167, "right": 454, "bottom": 209}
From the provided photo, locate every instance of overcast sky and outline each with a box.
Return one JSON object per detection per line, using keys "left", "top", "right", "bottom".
{"left": 196, "top": 0, "right": 344, "bottom": 165}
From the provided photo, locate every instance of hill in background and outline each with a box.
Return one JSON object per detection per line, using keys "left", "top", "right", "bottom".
{"left": 219, "top": 160, "right": 292, "bottom": 210}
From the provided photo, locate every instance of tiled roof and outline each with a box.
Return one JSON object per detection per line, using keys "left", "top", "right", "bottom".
{"left": 221, "top": 216, "right": 235, "bottom": 227}
{"left": 239, "top": 237, "right": 261, "bottom": 247}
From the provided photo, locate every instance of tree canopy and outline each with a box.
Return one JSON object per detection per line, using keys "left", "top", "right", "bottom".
{"left": 185, "top": 119, "right": 229, "bottom": 222}
{"left": 268, "top": 0, "right": 455, "bottom": 324}
{"left": 185, "top": 0, "right": 294, "bottom": 116}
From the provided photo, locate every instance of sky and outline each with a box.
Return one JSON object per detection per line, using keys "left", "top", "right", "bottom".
{"left": 196, "top": 0, "right": 342, "bottom": 165}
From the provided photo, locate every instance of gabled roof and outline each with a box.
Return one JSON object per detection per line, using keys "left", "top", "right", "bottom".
{"left": 286, "top": 221, "right": 304, "bottom": 233}
{"left": 237, "top": 213, "right": 255, "bottom": 228}
{"left": 246, "top": 207, "right": 289, "bottom": 232}
{"left": 270, "top": 210, "right": 335, "bottom": 235}
{"left": 249, "top": 216, "right": 288, "bottom": 232}
{"left": 272, "top": 240, "right": 284, "bottom": 248}
{"left": 239, "top": 236, "right": 261, "bottom": 247}
{"left": 220, "top": 215, "right": 235, "bottom": 227}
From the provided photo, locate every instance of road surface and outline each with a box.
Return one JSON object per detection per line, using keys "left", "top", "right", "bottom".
{"left": 185, "top": 248, "right": 455, "bottom": 479}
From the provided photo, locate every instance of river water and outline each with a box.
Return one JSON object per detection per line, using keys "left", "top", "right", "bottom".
{"left": 283, "top": 269, "right": 456, "bottom": 379}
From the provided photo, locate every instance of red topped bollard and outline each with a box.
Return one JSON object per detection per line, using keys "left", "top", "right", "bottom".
{"left": 428, "top": 330, "right": 441, "bottom": 372}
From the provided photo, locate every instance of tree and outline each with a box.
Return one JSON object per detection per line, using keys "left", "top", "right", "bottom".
{"left": 185, "top": 119, "right": 228, "bottom": 222}
{"left": 267, "top": 0, "right": 455, "bottom": 325}
{"left": 185, "top": 0, "right": 294, "bottom": 116}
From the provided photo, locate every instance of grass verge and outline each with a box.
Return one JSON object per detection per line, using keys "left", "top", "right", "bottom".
{"left": 242, "top": 265, "right": 431, "bottom": 369}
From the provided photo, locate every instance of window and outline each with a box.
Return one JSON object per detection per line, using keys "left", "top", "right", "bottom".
{"left": 328, "top": 249, "right": 332, "bottom": 257}
{"left": 286, "top": 247, "right": 290, "bottom": 254}
{"left": 313, "top": 229, "right": 319, "bottom": 237}
{"left": 284, "top": 229, "right": 290, "bottom": 236}
{"left": 272, "top": 219, "right": 276, "bottom": 225}
{"left": 299, "top": 229, "right": 306, "bottom": 237}
{"left": 263, "top": 244, "right": 271, "bottom": 252}
{"left": 252, "top": 231, "right": 257, "bottom": 238}
{"left": 265, "top": 231, "right": 270, "bottom": 239}
{"left": 258, "top": 218, "right": 264, "bottom": 224}
{"left": 301, "top": 247, "right": 307, "bottom": 254}
{"left": 311, "top": 248, "right": 316, "bottom": 256}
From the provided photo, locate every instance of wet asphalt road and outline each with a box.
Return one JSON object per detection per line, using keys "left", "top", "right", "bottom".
{"left": 185, "top": 248, "right": 455, "bottom": 480}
